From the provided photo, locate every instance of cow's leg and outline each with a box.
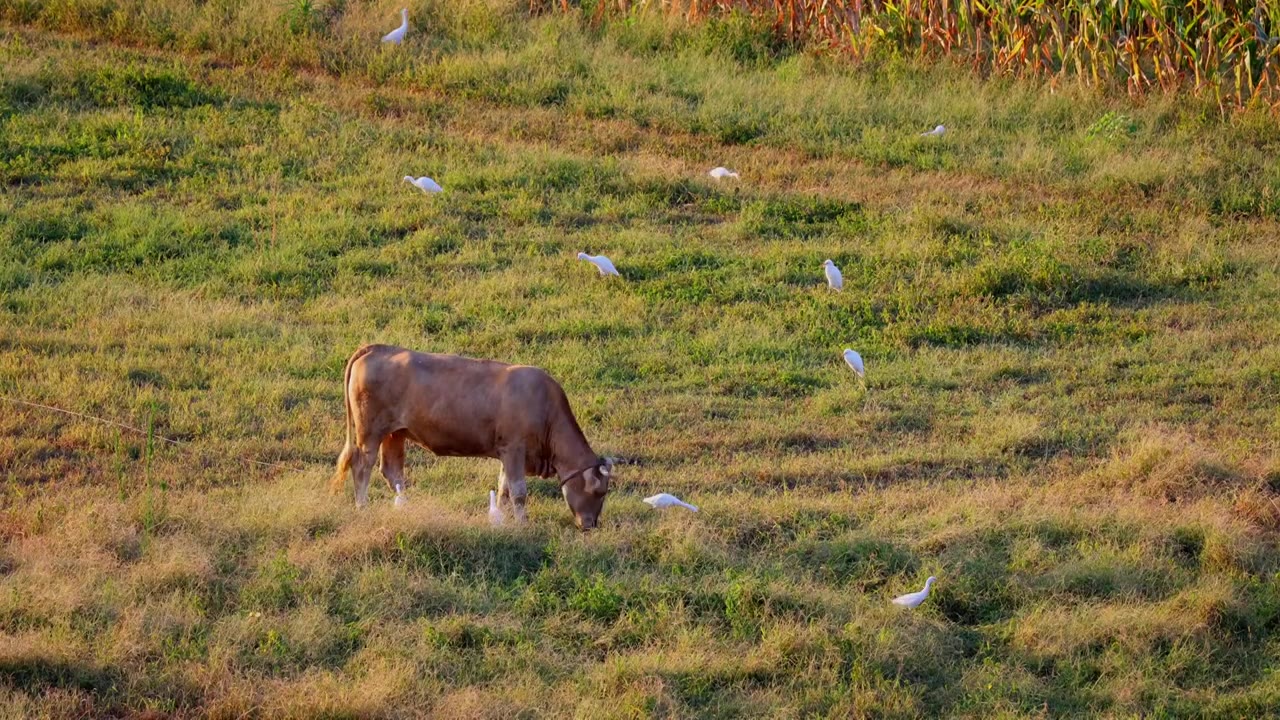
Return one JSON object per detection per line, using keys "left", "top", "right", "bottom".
{"left": 380, "top": 431, "right": 408, "bottom": 495}
{"left": 499, "top": 449, "right": 529, "bottom": 523}
{"left": 350, "top": 443, "right": 378, "bottom": 508}
{"left": 497, "top": 465, "right": 511, "bottom": 508}
{"left": 347, "top": 385, "right": 387, "bottom": 509}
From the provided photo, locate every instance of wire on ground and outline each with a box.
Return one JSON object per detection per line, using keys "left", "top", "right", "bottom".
{"left": 0, "top": 394, "right": 305, "bottom": 473}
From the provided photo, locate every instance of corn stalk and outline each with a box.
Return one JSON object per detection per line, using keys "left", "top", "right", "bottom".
{"left": 528, "top": 0, "right": 1280, "bottom": 110}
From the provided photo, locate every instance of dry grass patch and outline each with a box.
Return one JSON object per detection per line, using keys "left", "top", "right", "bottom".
{"left": 1088, "top": 426, "right": 1244, "bottom": 501}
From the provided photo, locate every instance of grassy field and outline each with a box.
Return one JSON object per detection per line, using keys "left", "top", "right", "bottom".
{"left": 3, "top": 1, "right": 1280, "bottom": 717}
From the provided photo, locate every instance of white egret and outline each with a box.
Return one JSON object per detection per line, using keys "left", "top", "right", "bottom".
{"left": 892, "top": 577, "right": 937, "bottom": 608}
{"left": 488, "top": 489, "right": 505, "bottom": 526}
{"left": 643, "top": 493, "right": 698, "bottom": 512}
{"left": 843, "top": 349, "right": 865, "bottom": 378}
{"left": 403, "top": 176, "right": 443, "bottom": 194}
{"left": 382, "top": 8, "right": 409, "bottom": 44}
{"left": 823, "top": 259, "right": 843, "bottom": 291}
{"left": 577, "top": 252, "right": 620, "bottom": 277}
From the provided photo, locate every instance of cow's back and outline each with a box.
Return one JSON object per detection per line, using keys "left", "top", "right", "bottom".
{"left": 348, "top": 345, "right": 569, "bottom": 463}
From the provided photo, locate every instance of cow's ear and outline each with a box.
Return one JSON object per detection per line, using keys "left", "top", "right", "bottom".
{"left": 586, "top": 465, "right": 608, "bottom": 494}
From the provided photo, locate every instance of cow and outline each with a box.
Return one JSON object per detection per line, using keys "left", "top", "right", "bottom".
{"left": 329, "top": 344, "right": 615, "bottom": 530}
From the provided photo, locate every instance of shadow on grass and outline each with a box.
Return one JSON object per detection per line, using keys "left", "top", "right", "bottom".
{"left": 790, "top": 534, "right": 917, "bottom": 589}
{"left": 735, "top": 456, "right": 1007, "bottom": 493}
{"left": 718, "top": 432, "right": 847, "bottom": 455}
{"left": 390, "top": 525, "right": 551, "bottom": 585}
{"left": 0, "top": 656, "right": 122, "bottom": 698}
{"left": 2, "top": 62, "right": 223, "bottom": 115}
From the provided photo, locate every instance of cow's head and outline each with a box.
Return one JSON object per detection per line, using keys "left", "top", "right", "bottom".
{"left": 561, "top": 458, "right": 614, "bottom": 531}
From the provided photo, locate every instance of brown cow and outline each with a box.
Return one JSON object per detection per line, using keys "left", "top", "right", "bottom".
{"left": 329, "top": 344, "right": 614, "bottom": 530}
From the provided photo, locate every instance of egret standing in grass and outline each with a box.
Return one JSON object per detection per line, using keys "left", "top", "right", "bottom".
{"left": 921, "top": 124, "right": 946, "bottom": 137}
{"left": 709, "top": 166, "right": 740, "bottom": 180}
{"left": 488, "top": 489, "right": 504, "bottom": 526}
{"left": 823, "top": 259, "right": 843, "bottom": 291}
{"left": 843, "top": 349, "right": 865, "bottom": 379}
{"left": 892, "top": 577, "right": 936, "bottom": 608}
{"left": 382, "top": 8, "right": 409, "bottom": 44}
{"left": 403, "top": 176, "right": 442, "bottom": 194}
{"left": 643, "top": 493, "right": 698, "bottom": 512}
{"left": 577, "top": 252, "right": 620, "bottom": 277}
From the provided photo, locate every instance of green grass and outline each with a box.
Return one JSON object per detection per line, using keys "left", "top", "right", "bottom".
{"left": 2, "top": 4, "right": 1280, "bottom": 717}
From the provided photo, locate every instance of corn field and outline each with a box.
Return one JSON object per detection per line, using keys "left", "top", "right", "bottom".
{"left": 534, "top": 0, "right": 1280, "bottom": 109}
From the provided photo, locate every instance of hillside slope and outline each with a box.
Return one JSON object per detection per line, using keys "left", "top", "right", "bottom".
{"left": 2, "top": 10, "right": 1280, "bottom": 718}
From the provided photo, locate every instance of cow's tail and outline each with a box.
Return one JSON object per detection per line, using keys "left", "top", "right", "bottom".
{"left": 329, "top": 345, "right": 373, "bottom": 495}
